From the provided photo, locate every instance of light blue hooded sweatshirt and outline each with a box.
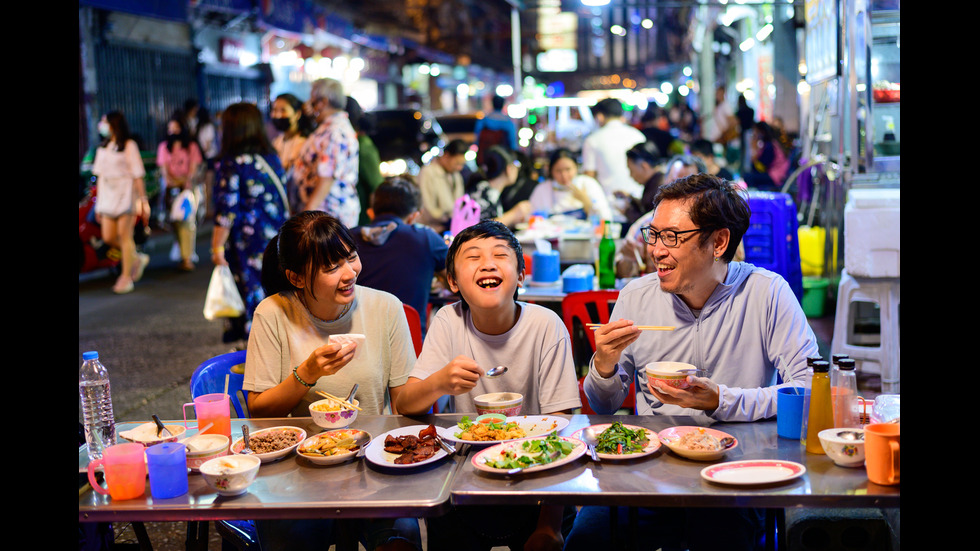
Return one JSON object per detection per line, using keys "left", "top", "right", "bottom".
{"left": 584, "top": 261, "right": 818, "bottom": 422}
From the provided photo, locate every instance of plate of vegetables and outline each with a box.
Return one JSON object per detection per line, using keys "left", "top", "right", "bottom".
{"left": 572, "top": 422, "right": 660, "bottom": 460}
{"left": 471, "top": 433, "right": 586, "bottom": 474}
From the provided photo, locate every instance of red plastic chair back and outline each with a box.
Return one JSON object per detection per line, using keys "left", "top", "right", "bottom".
{"left": 578, "top": 377, "right": 636, "bottom": 415}
{"left": 402, "top": 304, "right": 423, "bottom": 358}
{"left": 561, "top": 290, "right": 620, "bottom": 358}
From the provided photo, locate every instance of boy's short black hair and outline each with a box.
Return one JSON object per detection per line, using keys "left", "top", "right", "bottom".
{"left": 446, "top": 220, "right": 525, "bottom": 309}
{"left": 371, "top": 177, "right": 420, "bottom": 218}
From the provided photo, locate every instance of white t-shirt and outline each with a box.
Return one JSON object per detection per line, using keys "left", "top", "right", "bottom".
{"left": 244, "top": 286, "right": 415, "bottom": 416}
{"left": 410, "top": 301, "right": 582, "bottom": 415}
{"left": 528, "top": 174, "right": 614, "bottom": 221}
{"left": 580, "top": 119, "right": 646, "bottom": 200}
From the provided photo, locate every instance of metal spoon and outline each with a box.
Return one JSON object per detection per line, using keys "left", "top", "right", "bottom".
{"left": 352, "top": 431, "right": 371, "bottom": 458}
{"left": 151, "top": 414, "right": 173, "bottom": 438}
{"left": 240, "top": 425, "right": 254, "bottom": 455}
{"left": 485, "top": 365, "right": 509, "bottom": 378}
{"left": 345, "top": 383, "right": 359, "bottom": 403}
{"left": 582, "top": 427, "right": 600, "bottom": 462}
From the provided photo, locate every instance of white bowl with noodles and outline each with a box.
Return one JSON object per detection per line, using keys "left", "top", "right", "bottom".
{"left": 296, "top": 428, "right": 371, "bottom": 466}
{"left": 200, "top": 454, "right": 261, "bottom": 496}
{"left": 309, "top": 398, "right": 360, "bottom": 430}
{"left": 658, "top": 426, "right": 737, "bottom": 461}
{"left": 230, "top": 426, "right": 307, "bottom": 463}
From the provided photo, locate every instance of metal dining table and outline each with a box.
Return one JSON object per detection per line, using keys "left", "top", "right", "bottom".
{"left": 79, "top": 413, "right": 898, "bottom": 549}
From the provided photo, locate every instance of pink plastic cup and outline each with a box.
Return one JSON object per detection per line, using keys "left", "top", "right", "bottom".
{"left": 87, "top": 443, "right": 147, "bottom": 500}
{"left": 183, "top": 393, "right": 232, "bottom": 440}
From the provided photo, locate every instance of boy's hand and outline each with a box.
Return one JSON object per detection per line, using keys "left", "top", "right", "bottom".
{"left": 439, "top": 355, "right": 483, "bottom": 395}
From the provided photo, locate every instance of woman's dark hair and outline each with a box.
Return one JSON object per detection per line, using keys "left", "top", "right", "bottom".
{"left": 626, "top": 140, "right": 663, "bottom": 167}
{"left": 102, "top": 111, "right": 133, "bottom": 152}
{"left": 219, "top": 102, "right": 276, "bottom": 159}
{"left": 445, "top": 219, "right": 524, "bottom": 309}
{"left": 547, "top": 148, "right": 578, "bottom": 176}
{"left": 261, "top": 211, "right": 359, "bottom": 298}
{"left": 371, "top": 177, "right": 420, "bottom": 218}
{"left": 467, "top": 145, "right": 516, "bottom": 190}
{"left": 165, "top": 110, "right": 195, "bottom": 152}
{"left": 652, "top": 173, "right": 750, "bottom": 262}
{"left": 753, "top": 121, "right": 774, "bottom": 142}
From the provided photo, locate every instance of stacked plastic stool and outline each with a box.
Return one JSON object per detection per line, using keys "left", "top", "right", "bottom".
{"left": 831, "top": 188, "right": 900, "bottom": 393}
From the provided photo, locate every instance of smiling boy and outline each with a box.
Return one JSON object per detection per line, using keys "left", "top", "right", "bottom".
{"left": 395, "top": 219, "right": 580, "bottom": 416}
{"left": 395, "top": 219, "right": 580, "bottom": 551}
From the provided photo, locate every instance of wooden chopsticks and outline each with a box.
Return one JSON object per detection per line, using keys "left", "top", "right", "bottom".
{"left": 585, "top": 323, "right": 676, "bottom": 331}
{"left": 315, "top": 390, "right": 363, "bottom": 411}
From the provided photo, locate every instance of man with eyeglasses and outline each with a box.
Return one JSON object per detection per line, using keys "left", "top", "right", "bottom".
{"left": 566, "top": 173, "right": 819, "bottom": 551}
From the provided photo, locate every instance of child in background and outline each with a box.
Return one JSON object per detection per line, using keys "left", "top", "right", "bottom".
{"left": 395, "top": 219, "right": 581, "bottom": 551}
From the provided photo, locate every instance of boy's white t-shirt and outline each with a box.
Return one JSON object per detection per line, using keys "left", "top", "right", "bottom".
{"left": 244, "top": 286, "right": 415, "bottom": 417}
{"left": 410, "top": 301, "right": 582, "bottom": 415}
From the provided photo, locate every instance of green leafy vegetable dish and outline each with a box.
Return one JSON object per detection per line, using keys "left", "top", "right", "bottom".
{"left": 482, "top": 432, "right": 575, "bottom": 470}
{"left": 594, "top": 422, "right": 650, "bottom": 455}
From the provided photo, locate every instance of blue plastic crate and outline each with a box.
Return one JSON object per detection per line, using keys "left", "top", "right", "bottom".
{"left": 744, "top": 191, "right": 803, "bottom": 302}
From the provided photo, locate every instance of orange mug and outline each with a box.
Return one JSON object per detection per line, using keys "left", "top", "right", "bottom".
{"left": 87, "top": 443, "right": 147, "bottom": 500}
{"left": 864, "top": 423, "right": 900, "bottom": 486}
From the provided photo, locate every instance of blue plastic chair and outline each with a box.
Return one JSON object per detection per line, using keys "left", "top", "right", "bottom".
{"left": 189, "top": 350, "right": 259, "bottom": 550}
{"left": 189, "top": 350, "right": 249, "bottom": 418}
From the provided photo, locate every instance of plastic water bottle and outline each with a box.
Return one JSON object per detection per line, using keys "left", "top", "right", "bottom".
{"left": 80, "top": 351, "right": 116, "bottom": 461}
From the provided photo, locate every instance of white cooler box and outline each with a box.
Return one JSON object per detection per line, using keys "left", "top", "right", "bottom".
{"left": 843, "top": 189, "right": 900, "bottom": 278}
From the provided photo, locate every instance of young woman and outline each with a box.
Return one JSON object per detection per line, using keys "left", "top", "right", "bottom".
{"left": 91, "top": 111, "right": 150, "bottom": 294}
{"left": 528, "top": 148, "right": 613, "bottom": 221}
{"left": 210, "top": 102, "right": 290, "bottom": 344}
{"left": 244, "top": 210, "right": 421, "bottom": 551}
{"left": 156, "top": 111, "right": 203, "bottom": 271}
{"left": 270, "top": 93, "right": 314, "bottom": 213}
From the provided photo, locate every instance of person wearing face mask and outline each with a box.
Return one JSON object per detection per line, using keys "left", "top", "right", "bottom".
{"left": 270, "top": 93, "right": 314, "bottom": 213}
{"left": 92, "top": 111, "right": 151, "bottom": 294}
{"left": 245, "top": 211, "right": 422, "bottom": 551}
{"left": 156, "top": 111, "right": 203, "bottom": 271}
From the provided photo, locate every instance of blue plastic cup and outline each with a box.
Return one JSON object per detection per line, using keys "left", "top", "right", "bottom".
{"left": 146, "top": 442, "right": 188, "bottom": 499}
{"left": 776, "top": 387, "right": 809, "bottom": 440}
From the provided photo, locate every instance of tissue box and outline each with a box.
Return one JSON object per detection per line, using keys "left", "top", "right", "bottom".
{"left": 562, "top": 264, "right": 595, "bottom": 293}
{"left": 844, "top": 189, "right": 900, "bottom": 277}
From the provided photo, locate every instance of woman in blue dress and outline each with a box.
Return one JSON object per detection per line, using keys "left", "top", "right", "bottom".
{"left": 210, "top": 102, "right": 290, "bottom": 344}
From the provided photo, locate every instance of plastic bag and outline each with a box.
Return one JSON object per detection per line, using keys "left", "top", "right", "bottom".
{"left": 169, "top": 188, "right": 198, "bottom": 222}
{"left": 203, "top": 265, "right": 245, "bottom": 320}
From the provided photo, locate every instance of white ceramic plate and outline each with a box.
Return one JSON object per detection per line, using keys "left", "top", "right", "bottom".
{"left": 658, "top": 426, "right": 738, "bottom": 461}
{"left": 700, "top": 460, "right": 807, "bottom": 486}
{"left": 230, "top": 426, "right": 307, "bottom": 464}
{"left": 472, "top": 436, "right": 586, "bottom": 474}
{"left": 571, "top": 424, "right": 660, "bottom": 460}
{"left": 296, "top": 429, "right": 372, "bottom": 466}
{"left": 443, "top": 415, "right": 570, "bottom": 446}
{"left": 365, "top": 425, "right": 454, "bottom": 469}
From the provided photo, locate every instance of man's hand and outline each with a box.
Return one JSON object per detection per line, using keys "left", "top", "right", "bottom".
{"left": 592, "top": 319, "right": 641, "bottom": 377}
{"left": 648, "top": 375, "right": 720, "bottom": 412}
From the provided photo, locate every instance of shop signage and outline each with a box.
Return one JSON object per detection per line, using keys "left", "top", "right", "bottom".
{"left": 220, "top": 37, "right": 247, "bottom": 65}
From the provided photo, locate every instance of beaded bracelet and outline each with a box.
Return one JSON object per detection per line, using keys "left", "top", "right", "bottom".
{"left": 292, "top": 366, "right": 314, "bottom": 388}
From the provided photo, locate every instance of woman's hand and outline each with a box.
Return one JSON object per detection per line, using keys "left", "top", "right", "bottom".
{"left": 297, "top": 341, "right": 357, "bottom": 383}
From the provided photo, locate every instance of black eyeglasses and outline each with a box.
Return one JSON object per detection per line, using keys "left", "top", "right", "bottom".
{"left": 640, "top": 226, "right": 708, "bottom": 247}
